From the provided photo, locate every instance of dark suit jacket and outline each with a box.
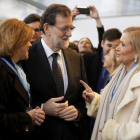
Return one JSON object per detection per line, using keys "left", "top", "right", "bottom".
{"left": 0, "top": 59, "right": 33, "bottom": 140}
{"left": 22, "top": 40, "right": 88, "bottom": 140}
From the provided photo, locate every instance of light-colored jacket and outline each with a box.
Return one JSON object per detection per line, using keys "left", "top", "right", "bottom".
{"left": 87, "top": 71, "right": 140, "bottom": 140}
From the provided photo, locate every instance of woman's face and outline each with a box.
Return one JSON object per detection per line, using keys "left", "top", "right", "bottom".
{"left": 103, "top": 49, "right": 114, "bottom": 71}
{"left": 17, "top": 41, "right": 32, "bottom": 60}
{"left": 116, "top": 33, "right": 137, "bottom": 68}
{"left": 78, "top": 38, "right": 93, "bottom": 54}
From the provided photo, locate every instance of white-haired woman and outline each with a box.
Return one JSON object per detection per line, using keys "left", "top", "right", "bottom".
{"left": 81, "top": 27, "right": 140, "bottom": 140}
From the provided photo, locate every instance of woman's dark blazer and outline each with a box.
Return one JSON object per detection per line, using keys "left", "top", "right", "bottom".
{"left": 0, "top": 59, "right": 33, "bottom": 140}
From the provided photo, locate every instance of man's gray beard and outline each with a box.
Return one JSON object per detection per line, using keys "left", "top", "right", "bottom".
{"left": 58, "top": 41, "right": 69, "bottom": 49}
{"left": 62, "top": 45, "right": 69, "bottom": 49}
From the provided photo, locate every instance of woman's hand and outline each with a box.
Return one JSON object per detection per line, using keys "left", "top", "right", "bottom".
{"left": 27, "top": 106, "right": 45, "bottom": 126}
{"left": 80, "top": 80, "right": 95, "bottom": 103}
{"left": 34, "top": 106, "right": 45, "bottom": 126}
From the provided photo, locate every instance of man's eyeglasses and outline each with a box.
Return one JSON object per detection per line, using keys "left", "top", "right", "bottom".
{"left": 33, "top": 28, "right": 40, "bottom": 32}
{"left": 51, "top": 25, "right": 75, "bottom": 34}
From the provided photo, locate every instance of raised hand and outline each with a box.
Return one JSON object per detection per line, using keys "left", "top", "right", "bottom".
{"left": 87, "top": 5, "right": 100, "bottom": 19}
{"left": 71, "top": 5, "right": 80, "bottom": 20}
{"left": 80, "top": 80, "right": 95, "bottom": 103}
{"left": 87, "top": 5, "right": 102, "bottom": 27}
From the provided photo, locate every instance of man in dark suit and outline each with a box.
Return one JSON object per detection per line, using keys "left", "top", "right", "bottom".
{"left": 22, "top": 4, "right": 88, "bottom": 140}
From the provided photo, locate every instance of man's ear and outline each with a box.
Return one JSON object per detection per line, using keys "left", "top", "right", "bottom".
{"left": 101, "top": 40, "right": 104, "bottom": 48}
{"left": 43, "top": 23, "right": 50, "bottom": 35}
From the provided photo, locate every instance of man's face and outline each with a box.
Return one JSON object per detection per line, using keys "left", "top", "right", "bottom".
{"left": 48, "top": 15, "right": 73, "bottom": 51}
{"left": 27, "top": 21, "right": 41, "bottom": 43}
{"left": 101, "top": 39, "right": 120, "bottom": 56}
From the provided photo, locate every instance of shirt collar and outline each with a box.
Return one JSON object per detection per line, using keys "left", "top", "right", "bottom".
{"left": 41, "top": 38, "right": 62, "bottom": 58}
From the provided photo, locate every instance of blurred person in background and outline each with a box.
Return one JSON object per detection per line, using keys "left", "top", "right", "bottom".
{"left": 72, "top": 5, "right": 104, "bottom": 55}
{"left": 73, "top": 40, "right": 79, "bottom": 46}
{"left": 84, "top": 28, "right": 121, "bottom": 95}
{"left": 23, "top": 14, "right": 42, "bottom": 44}
{"left": 78, "top": 37, "right": 97, "bottom": 55}
{"left": 101, "top": 47, "right": 121, "bottom": 94}
{"left": 68, "top": 42, "right": 79, "bottom": 53}
{"left": 103, "top": 47, "right": 121, "bottom": 87}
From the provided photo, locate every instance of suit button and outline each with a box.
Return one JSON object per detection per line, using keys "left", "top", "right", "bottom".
{"left": 25, "top": 126, "right": 29, "bottom": 132}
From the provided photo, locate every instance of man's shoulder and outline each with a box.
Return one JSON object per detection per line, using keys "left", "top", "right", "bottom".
{"left": 30, "top": 39, "right": 42, "bottom": 52}
{"left": 63, "top": 48, "right": 81, "bottom": 58}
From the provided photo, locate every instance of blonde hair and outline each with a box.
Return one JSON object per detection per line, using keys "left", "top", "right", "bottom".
{"left": 123, "top": 27, "right": 140, "bottom": 70}
{"left": 111, "top": 48, "right": 121, "bottom": 73}
{"left": 110, "top": 48, "right": 121, "bottom": 76}
{"left": 0, "top": 18, "right": 33, "bottom": 57}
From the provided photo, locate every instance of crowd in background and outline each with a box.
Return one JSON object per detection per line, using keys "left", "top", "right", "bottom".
{"left": 0, "top": 3, "right": 140, "bottom": 140}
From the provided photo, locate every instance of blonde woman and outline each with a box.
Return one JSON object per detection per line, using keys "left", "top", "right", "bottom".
{"left": 0, "top": 19, "right": 45, "bottom": 140}
{"left": 81, "top": 27, "right": 140, "bottom": 140}
{"left": 102, "top": 47, "right": 121, "bottom": 89}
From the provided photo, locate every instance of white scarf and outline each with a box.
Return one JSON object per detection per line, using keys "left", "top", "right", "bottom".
{"left": 91, "top": 64, "right": 138, "bottom": 140}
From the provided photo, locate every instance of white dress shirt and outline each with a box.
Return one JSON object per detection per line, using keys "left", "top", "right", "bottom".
{"left": 41, "top": 38, "right": 68, "bottom": 95}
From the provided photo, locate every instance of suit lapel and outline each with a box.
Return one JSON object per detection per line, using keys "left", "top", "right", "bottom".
{"left": 13, "top": 77, "right": 29, "bottom": 105}
{"left": 62, "top": 49, "right": 72, "bottom": 96}
{"left": 31, "top": 41, "right": 58, "bottom": 95}
{"left": 2, "top": 61, "right": 29, "bottom": 105}
{"left": 62, "top": 49, "right": 79, "bottom": 97}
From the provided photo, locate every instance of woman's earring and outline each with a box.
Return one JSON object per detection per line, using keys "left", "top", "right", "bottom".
{"left": 134, "top": 55, "right": 138, "bottom": 63}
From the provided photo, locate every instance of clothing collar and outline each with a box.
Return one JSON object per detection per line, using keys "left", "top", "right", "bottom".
{"left": 41, "top": 38, "right": 62, "bottom": 58}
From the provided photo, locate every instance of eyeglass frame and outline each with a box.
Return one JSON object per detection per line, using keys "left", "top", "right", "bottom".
{"left": 51, "top": 25, "right": 75, "bottom": 34}
{"left": 33, "top": 28, "right": 41, "bottom": 32}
